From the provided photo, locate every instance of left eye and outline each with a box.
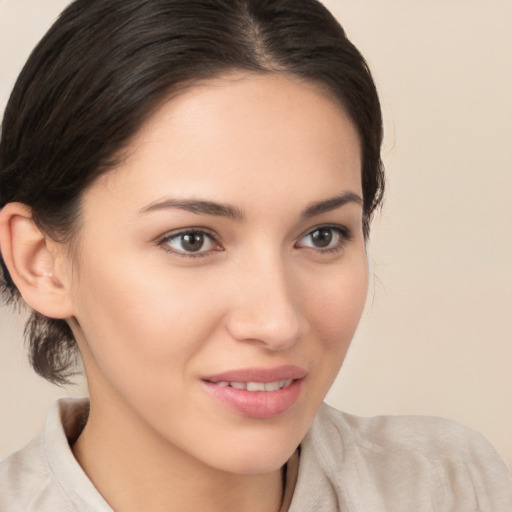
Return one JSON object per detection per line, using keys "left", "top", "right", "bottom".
{"left": 296, "top": 226, "right": 348, "bottom": 251}
{"left": 161, "top": 230, "right": 218, "bottom": 255}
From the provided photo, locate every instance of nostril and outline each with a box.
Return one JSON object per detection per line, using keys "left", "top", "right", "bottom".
{"left": 224, "top": 261, "right": 304, "bottom": 347}
{"left": 225, "top": 304, "right": 303, "bottom": 349}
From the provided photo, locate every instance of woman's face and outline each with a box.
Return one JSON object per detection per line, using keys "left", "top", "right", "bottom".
{"left": 66, "top": 73, "right": 367, "bottom": 474}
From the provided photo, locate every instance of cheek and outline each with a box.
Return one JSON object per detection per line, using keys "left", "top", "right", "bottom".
{"left": 304, "top": 253, "right": 368, "bottom": 369}
{"left": 70, "top": 255, "right": 222, "bottom": 394}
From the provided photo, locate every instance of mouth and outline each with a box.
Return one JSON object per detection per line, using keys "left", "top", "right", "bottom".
{"left": 213, "top": 379, "right": 294, "bottom": 391}
{"left": 202, "top": 366, "right": 306, "bottom": 419}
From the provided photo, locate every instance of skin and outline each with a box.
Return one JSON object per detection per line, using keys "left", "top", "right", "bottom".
{"left": 3, "top": 72, "right": 368, "bottom": 512}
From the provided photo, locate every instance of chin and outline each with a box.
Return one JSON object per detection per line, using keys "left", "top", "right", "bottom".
{"left": 198, "top": 418, "right": 307, "bottom": 475}
{"left": 214, "top": 446, "right": 296, "bottom": 475}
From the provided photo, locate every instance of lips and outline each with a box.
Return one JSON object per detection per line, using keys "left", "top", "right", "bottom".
{"left": 202, "top": 365, "right": 306, "bottom": 419}
{"left": 204, "top": 365, "right": 307, "bottom": 383}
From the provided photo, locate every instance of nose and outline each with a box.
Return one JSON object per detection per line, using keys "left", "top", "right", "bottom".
{"left": 225, "top": 255, "right": 306, "bottom": 351}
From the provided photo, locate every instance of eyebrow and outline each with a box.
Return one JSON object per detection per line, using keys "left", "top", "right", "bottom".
{"left": 140, "top": 191, "right": 362, "bottom": 221}
{"left": 301, "top": 192, "right": 363, "bottom": 219}
{"left": 140, "top": 198, "right": 245, "bottom": 221}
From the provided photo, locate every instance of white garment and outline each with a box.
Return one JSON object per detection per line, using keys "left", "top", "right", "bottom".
{"left": 1, "top": 398, "right": 511, "bottom": 511}
{"left": 288, "top": 404, "right": 512, "bottom": 511}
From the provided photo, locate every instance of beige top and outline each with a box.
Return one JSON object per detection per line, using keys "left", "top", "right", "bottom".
{"left": 1, "top": 398, "right": 511, "bottom": 511}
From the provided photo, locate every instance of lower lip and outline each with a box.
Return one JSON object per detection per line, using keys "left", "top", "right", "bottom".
{"left": 203, "top": 379, "right": 303, "bottom": 419}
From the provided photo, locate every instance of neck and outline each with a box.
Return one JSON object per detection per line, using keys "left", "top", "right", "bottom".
{"left": 72, "top": 394, "right": 285, "bottom": 512}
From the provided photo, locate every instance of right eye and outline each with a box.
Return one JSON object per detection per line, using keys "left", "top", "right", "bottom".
{"left": 159, "top": 230, "right": 221, "bottom": 257}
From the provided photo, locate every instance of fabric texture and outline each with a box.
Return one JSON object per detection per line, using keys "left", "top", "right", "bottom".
{"left": 1, "top": 398, "right": 511, "bottom": 511}
{"left": 287, "top": 404, "right": 512, "bottom": 511}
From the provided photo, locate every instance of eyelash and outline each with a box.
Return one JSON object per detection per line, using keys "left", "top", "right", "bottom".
{"left": 158, "top": 228, "right": 221, "bottom": 258}
{"left": 295, "top": 224, "right": 353, "bottom": 254}
{"left": 158, "top": 224, "right": 353, "bottom": 258}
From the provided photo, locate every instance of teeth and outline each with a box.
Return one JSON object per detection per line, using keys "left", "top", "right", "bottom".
{"left": 214, "top": 380, "right": 293, "bottom": 391}
{"left": 247, "top": 382, "right": 266, "bottom": 391}
{"left": 264, "top": 381, "right": 280, "bottom": 392}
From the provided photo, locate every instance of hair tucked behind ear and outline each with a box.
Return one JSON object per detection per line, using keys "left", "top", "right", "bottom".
{"left": 0, "top": 0, "right": 384, "bottom": 384}
{"left": 23, "top": 314, "right": 78, "bottom": 385}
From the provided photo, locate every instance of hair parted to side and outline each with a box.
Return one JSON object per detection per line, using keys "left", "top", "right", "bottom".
{"left": 0, "top": 0, "right": 384, "bottom": 385}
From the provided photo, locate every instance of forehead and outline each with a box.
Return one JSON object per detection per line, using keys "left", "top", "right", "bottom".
{"left": 86, "top": 72, "right": 362, "bottom": 214}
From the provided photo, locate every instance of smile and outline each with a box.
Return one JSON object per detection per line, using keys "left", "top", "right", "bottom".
{"left": 213, "top": 380, "right": 293, "bottom": 391}
{"left": 202, "top": 366, "right": 306, "bottom": 419}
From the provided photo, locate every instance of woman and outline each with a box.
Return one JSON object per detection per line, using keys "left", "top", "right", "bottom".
{"left": 0, "top": 0, "right": 510, "bottom": 510}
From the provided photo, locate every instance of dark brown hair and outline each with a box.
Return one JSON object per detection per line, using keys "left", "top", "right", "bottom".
{"left": 0, "top": 0, "right": 384, "bottom": 384}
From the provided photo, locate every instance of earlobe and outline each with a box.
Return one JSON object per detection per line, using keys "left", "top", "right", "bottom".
{"left": 0, "top": 202, "right": 74, "bottom": 319}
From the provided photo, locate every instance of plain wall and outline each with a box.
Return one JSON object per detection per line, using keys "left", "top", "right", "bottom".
{"left": 1, "top": 0, "right": 511, "bottom": 469}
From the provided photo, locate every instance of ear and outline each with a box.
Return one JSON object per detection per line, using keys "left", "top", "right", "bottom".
{"left": 0, "top": 202, "right": 74, "bottom": 319}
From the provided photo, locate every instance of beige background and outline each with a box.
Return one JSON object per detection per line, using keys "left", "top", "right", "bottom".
{"left": 1, "top": 0, "right": 511, "bottom": 469}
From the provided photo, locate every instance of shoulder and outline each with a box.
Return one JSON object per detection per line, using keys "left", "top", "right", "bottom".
{"left": 313, "top": 402, "right": 506, "bottom": 459}
{"left": 297, "top": 403, "right": 512, "bottom": 511}
{"left": 0, "top": 434, "right": 72, "bottom": 510}
{"left": 0, "top": 398, "right": 109, "bottom": 512}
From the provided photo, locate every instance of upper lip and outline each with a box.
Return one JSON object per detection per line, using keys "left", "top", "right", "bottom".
{"left": 203, "top": 365, "right": 307, "bottom": 383}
